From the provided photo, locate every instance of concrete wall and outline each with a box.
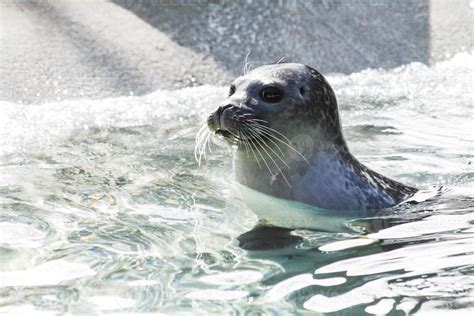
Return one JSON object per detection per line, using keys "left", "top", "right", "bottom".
{"left": 115, "top": 0, "right": 472, "bottom": 73}
{"left": 0, "top": 0, "right": 472, "bottom": 104}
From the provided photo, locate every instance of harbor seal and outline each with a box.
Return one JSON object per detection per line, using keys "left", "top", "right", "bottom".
{"left": 203, "top": 63, "right": 417, "bottom": 211}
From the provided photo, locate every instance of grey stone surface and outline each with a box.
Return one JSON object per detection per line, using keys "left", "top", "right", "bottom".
{"left": 0, "top": 0, "right": 231, "bottom": 104}
{"left": 116, "top": 0, "right": 432, "bottom": 74}
{"left": 0, "top": 0, "right": 472, "bottom": 104}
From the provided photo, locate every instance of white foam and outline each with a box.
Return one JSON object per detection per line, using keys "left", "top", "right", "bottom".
{"left": 0, "top": 222, "right": 47, "bottom": 248}
{"left": 0, "top": 259, "right": 95, "bottom": 287}
{"left": 0, "top": 86, "right": 224, "bottom": 157}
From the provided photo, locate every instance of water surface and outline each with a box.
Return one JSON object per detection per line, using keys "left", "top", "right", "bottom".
{"left": 0, "top": 54, "right": 473, "bottom": 315}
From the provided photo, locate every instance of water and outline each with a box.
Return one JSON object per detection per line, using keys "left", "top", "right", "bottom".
{"left": 0, "top": 53, "right": 472, "bottom": 315}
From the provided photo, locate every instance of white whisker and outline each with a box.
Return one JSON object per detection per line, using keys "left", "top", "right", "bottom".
{"left": 199, "top": 130, "right": 211, "bottom": 164}
{"left": 243, "top": 50, "right": 252, "bottom": 75}
{"left": 247, "top": 122, "right": 310, "bottom": 165}
{"left": 238, "top": 130, "right": 251, "bottom": 158}
{"left": 242, "top": 130, "right": 262, "bottom": 170}
{"left": 246, "top": 132, "right": 273, "bottom": 177}
{"left": 276, "top": 56, "right": 286, "bottom": 64}
{"left": 243, "top": 122, "right": 286, "bottom": 160}
{"left": 194, "top": 123, "right": 208, "bottom": 163}
{"left": 245, "top": 127, "right": 291, "bottom": 187}
{"left": 244, "top": 125, "right": 290, "bottom": 170}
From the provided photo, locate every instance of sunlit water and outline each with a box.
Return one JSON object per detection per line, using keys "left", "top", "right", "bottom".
{"left": 0, "top": 54, "right": 472, "bottom": 315}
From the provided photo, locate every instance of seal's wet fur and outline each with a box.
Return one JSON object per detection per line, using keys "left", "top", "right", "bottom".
{"left": 207, "top": 63, "right": 417, "bottom": 211}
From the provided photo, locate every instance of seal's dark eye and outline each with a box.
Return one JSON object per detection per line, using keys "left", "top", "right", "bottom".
{"left": 261, "top": 86, "right": 283, "bottom": 103}
{"left": 228, "top": 85, "right": 236, "bottom": 97}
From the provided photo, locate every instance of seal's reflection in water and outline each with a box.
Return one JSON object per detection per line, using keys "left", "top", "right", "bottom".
{"left": 234, "top": 185, "right": 440, "bottom": 281}
{"left": 234, "top": 185, "right": 377, "bottom": 279}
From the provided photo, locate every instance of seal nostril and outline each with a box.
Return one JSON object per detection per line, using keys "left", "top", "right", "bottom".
{"left": 216, "top": 104, "right": 233, "bottom": 117}
{"left": 300, "top": 87, "right": 305, "bottom": 96}
{"left": 222, "top": 104, "right": 233, "bottom": 111}
{"left": 208, "top": 104, "right": 234, "bottom": 131}
{"left": 206, "top": 115, "right": 214, "bottom": 129}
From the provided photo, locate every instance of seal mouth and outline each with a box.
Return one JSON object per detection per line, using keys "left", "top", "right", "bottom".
{"left": 207, "top": 106, "right": 242, "bottom": 141}
{"left": 207, "top": 105, "right": 267, "bottom": 144}
{"left": 215, "top": 129, "right": 233, "bottom": 139}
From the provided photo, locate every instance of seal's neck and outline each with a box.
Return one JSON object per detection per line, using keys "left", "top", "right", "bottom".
{"left": 233, "top": 142, "right": 346, "bottom": 200}
{"left": 233, "top": 145, "right": 410, "bottom": 211}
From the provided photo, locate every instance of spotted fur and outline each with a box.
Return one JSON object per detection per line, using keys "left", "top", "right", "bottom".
{"left": 207, "top": 63, "right": 417, "bottom": 211}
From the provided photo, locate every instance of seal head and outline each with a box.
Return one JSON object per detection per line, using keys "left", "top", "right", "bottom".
{"left": 207, "top": 63, "right": 416, "bottom": 211}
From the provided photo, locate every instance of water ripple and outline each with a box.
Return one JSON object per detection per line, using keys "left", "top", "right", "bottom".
{"left": 0, "top": 54, "right": 472, "bottom": 314}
